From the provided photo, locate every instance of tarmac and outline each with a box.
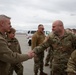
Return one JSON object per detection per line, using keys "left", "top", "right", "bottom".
{"left": 13, "top": 34, "right": 50, "bottom": 75}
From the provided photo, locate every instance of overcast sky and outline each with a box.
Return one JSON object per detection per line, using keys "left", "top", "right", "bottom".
{"left": 0, "top": 0, "right": 76, "bottom": 31}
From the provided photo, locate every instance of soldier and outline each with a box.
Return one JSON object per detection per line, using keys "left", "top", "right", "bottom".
{"left": 31, "top": 24, "right": 47, "bottom": 75}
{"left": 6, "top": 28, "right": 23, "bottom": 75}
{"left": 32, "top": 20, "right": 76, "bottom": 75}
{"left": 66, "top": 50, "right": 76, "bottom": 75}
{"left": 0, "top": 14, "right": 34, "bottom": 75}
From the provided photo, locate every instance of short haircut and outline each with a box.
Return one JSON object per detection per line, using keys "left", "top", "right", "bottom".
{"left": 38, "top": 24, "right": 43, "bottom": 28}
{"left": 0, "top": 14, "right": 11, "bottom": 21}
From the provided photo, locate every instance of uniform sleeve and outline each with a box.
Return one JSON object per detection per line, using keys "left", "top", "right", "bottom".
{"left": 0, "top": 38, "right": 30, "bottom": 64}
{"left": 31, "top": 34, "right": 38, "bottom": 49}
{"left": 66, "top": 50, "right": 76, "bottom": 74}
{"left": 43, "top": 36, "right": 49, "bottom": 43}
{"left": 33, "top": 37, "right": 52, "bottom": 54}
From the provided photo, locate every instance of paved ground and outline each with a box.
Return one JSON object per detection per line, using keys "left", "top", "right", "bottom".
{"left": 13, "top": 34, "right": 50, "bottom": 75}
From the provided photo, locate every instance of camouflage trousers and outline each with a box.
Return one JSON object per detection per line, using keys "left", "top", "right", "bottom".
{"left": 34, "top": 52, "right": 44, "bottom": 73}
{"left": 50, "top": 63, "right": 67, "bottom": 75}
{"left": 45, "top": 48, "right": 51, "bottom": 64}
{"left": 45, "top": 47, "right": 53, "bottom": 68}
{"left": 68, "top": 73, "right": 76, "bottom": 75}
{"left": 8, "top": 63, "right": 23, "bottom": 75}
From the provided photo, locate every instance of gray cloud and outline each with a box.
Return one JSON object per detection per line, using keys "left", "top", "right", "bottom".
{"left": 0, "top": 0, "right": 76, "bottom": 30}
{"left": 1, "top": 0, "right": 76, "bottom": 13}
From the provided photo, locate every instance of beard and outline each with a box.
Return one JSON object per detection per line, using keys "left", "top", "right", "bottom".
{"left": 53, "top": 30, "right": 59, "bottom": 36}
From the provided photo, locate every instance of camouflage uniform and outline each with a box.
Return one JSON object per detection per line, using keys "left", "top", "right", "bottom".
{"left": 7, "top": 37, "right": 23, "bottom": 75}
{"left": 45, "top": 46, "right": 53, "bottom": 68}
{"left": 0, "top": 32, "right": 30, "bottom": 75}
{"left": 33, "top": 30, "right": 76, "bottom": 75}
{"left": 66, "top": 50, "right": 76, "bottom": 75}
{"left": 31, "top": 30, "right": 45, "bottom": 75}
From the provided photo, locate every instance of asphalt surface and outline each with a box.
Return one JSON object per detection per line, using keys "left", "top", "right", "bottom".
{"left": 13, "top": 34, "right": 50, "bottom": 75}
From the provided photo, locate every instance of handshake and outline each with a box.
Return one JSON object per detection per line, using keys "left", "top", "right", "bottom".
{"left": 27, "top": 50, "right": 35, "bottom": 59}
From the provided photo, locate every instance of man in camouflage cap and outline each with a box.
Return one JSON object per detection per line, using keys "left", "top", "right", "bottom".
{"left": 6, "top": 28, "right": 23, "bottom": 75}
{"left": 32, "top": 20, "right": 76, "bottom": 75}
{"left": 0, "top": 14, "right": 34, "bottom": 75}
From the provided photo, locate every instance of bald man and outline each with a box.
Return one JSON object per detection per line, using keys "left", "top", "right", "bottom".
{"left": 32, "top": 20, "right": 76, "bottom": 75}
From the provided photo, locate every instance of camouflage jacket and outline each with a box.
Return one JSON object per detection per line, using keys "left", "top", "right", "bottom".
{"left": 31, "top": 30, "right": 45, "bottom": 50}
{"left": 66, "top": 50, "right": 76, "bottom": 74}
{"left": 33, "top": 30, "right": 76, "bottom": 64}
{"left": 7, "top": 37, "right": 21, "bottom": 53}
{"left": 32, "top": 30, "right": 46, "bottom": 57}
{"left": 0, "top": 33, "right": 30, "bottom": 75}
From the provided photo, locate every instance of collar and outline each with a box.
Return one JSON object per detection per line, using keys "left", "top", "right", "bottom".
{"left": 0, "top": 32, "right": 7, "bottom": 39}
{"left": 37, "top": 30, "right": 44, "bottom": 35}
{"left": 54, "top": 30, "right": 68, "bottom": 39}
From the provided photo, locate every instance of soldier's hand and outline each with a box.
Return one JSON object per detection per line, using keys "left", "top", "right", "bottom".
{"left": 27, "top": 50, "right": 35, "bottom": 59}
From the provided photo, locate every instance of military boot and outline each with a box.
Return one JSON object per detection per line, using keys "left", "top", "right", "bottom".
{"left": 40, "top": 71, "right": 47, "bottom": 75}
